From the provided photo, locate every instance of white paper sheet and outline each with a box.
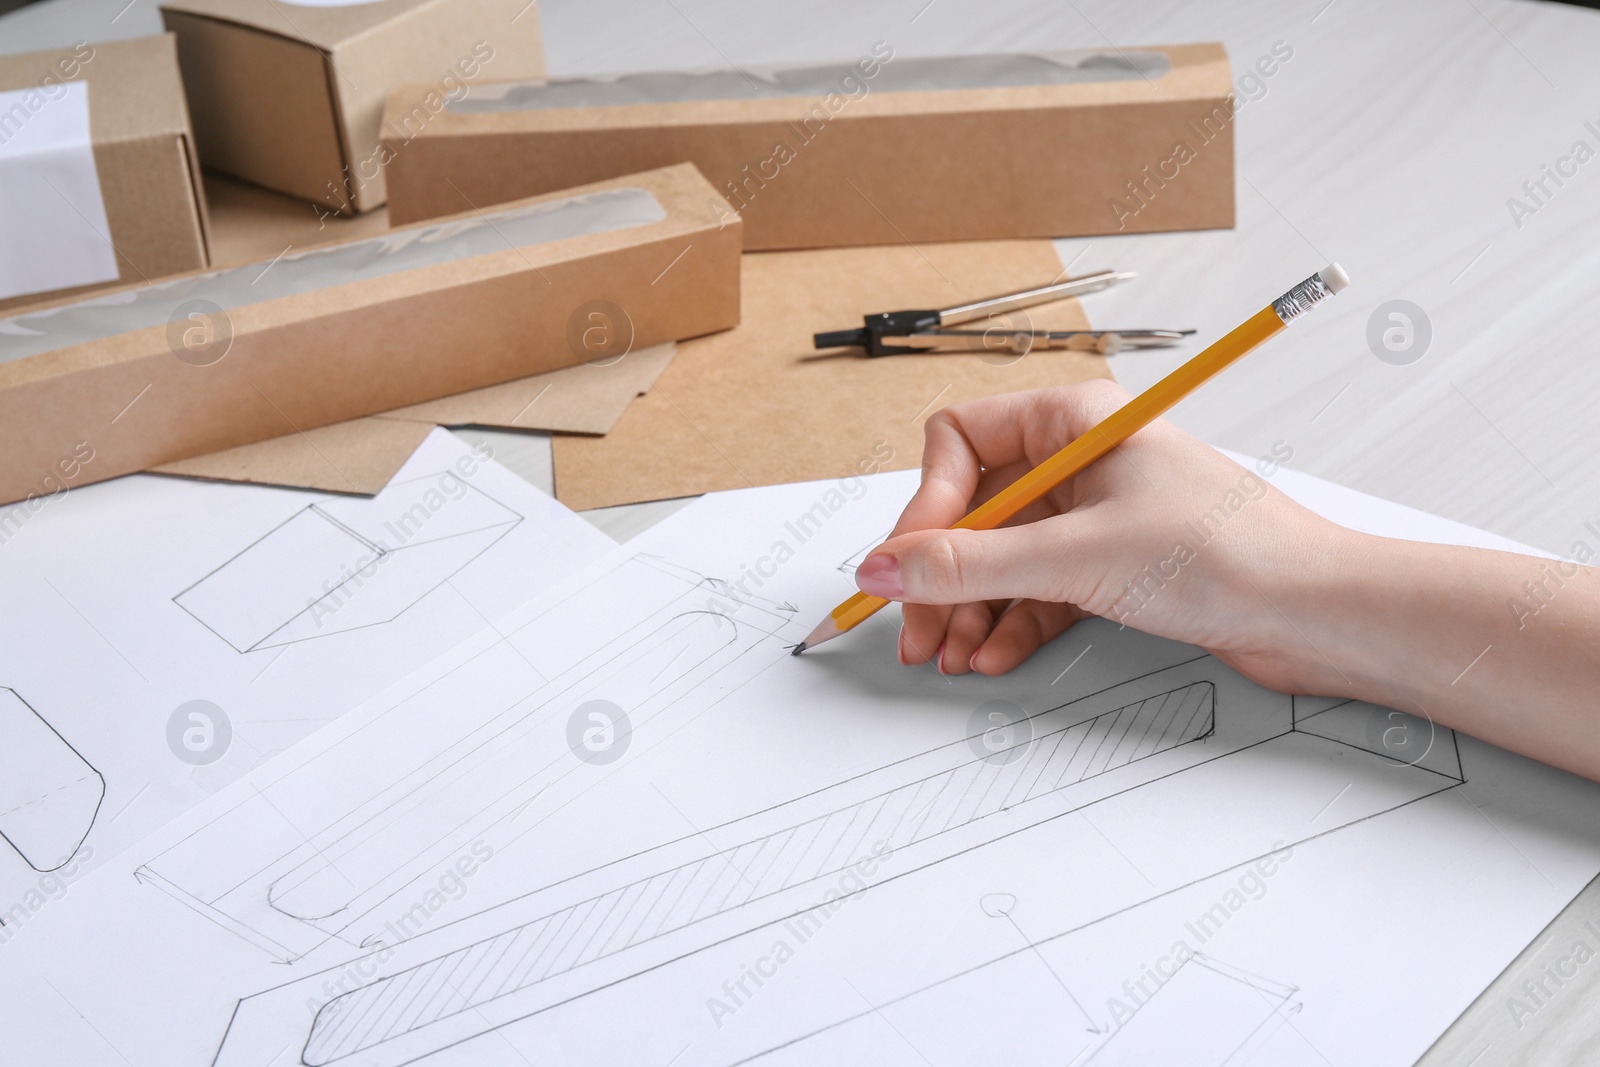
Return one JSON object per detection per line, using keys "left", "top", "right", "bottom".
{"left": 2, "top": 458, "right": 1596, "bottom": 1067}
{"left": 0, "top": 80, "right": 119, "bottom": 302}
{"left": 0, "top": 427, "right": 612, "bottom": 917}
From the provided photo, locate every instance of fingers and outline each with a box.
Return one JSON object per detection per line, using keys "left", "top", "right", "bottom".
{"left": 872, "top": 381, "right": 1134, "bottom": 676}
{"left": 930, "top": 382, "right": 1132, "bottom": 476}
{"left": 898, "top": 599, "right": 1085, "bottom": 676}
{"left": 889, "top": 381, "right": 1132, "bottom": 539}
{"left": 938, "top": 600, "right": 1009, "bottom": 674}
{"left": 857, "top": 512, "right": 1099, "bottom": 607}
{"left": 889, "top": 409, "right": 982, "bottom": 537}
{"left": 970, "top": 600, "right": 1085, "bottom": 675}
{"left": 898, "top": 604, "right": 950, "bottom": 666}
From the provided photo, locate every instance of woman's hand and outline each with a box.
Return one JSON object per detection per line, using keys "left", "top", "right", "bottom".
{"left": 855, "top": 381, "right": 1351, "bottom": 691}
{"left": 855, "top": 381, "right": 1600, "bottom": 781}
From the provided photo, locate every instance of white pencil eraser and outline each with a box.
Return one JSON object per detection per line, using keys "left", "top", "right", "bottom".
{"left": 1319, "top": 263, "right": 1350, "bottom": 294}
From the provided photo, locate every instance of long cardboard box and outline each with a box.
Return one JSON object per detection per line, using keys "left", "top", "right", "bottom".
{"left": 0, "top": 164, "right": 738, "bottom": 507}
{"left": 383, "top": 43, "right": 1235, "bottom": 248}
{"left": 0, "top": 36, "right": 209, "bottom": 315}
{"left": 160, "top": 0, "right": 546, "bottom": 213}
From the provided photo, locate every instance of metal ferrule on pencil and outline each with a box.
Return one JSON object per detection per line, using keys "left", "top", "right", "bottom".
{"left": 1272, "top": 271, "right": 1339, "bottom": 324}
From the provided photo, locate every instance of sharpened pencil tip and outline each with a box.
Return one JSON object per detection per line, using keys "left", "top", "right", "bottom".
{"left": 789, "top": 642, "right": 807, "bottom": 656}
{"left": 796, "top": 615, "right": 845, "bottom": 653}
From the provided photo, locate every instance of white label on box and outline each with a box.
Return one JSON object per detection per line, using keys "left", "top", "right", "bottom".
{"left": 0, "top": 81, "right": 120, "bottom": 303}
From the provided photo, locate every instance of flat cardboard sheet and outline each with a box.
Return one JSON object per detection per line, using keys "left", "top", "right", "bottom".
{"left": 551, "top": 240, "right": 1113, "bottom": 510}
{"left": 157, "top": 343, "right": 678, "bottom": 493}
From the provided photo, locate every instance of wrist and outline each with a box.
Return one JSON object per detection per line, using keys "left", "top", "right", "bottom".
{"left": 1237, "top": 523, "right": 1404, "bottom": 701}
{"left": 1257, "top": 528, "right": 1502, "bottom": 712}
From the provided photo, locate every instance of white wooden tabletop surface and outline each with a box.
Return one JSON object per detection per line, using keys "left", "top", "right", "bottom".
{"left": 5, "top": 0, "right": 1598, "bottom": 1060}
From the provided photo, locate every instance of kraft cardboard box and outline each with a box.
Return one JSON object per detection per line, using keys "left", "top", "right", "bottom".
{"left": 0, "top": 35, "right": 209, "bottom": 315}
{"left": 383, "top": 43, "right": 1235, "bottom": 249}
{"left": 160, "top": 0, "right": 546, "bottom": 214}
{"left": 0, "top": 164, "right": 739, "bottom": 507}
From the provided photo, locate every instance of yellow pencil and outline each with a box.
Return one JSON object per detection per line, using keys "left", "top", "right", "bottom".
{"left": 793, "top": 263, "right": 1350, "bottom": 654}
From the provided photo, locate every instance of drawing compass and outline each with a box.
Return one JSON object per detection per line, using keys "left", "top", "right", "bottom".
{"left": 812, "top": 269, "right": 1193, "bottom": 357}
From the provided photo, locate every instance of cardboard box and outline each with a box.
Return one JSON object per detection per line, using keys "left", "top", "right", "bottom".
{"left": 160, "top": 0, "right": 546, "bottom": 214}
{"left": 383, "top": 43, "right": 1235, "bottom": 249}
{"left": 0, "top": 164, "right": 739, "bottom": 507}
{"left": 0, "top": 35, "right": 209, "bottom": 315}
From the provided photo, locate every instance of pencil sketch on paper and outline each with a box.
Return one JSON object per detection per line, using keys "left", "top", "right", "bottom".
{"left": 139, "top": 555, "right": 799, "bottom": 965}
{"left": 836, "top": 532, "right": 889, "bottom": 577}
{"left": 731, "top": 700, "right": 1461, "bottom": 1066}
{"left": 813, "top": 880, "right": 1308, "bottom": 1066}
{"left": 289, "top": 668, "right": 1222, "bottom": 1067}
{"left": 172, "top": 473, "right": 522, "bottom": 654}
{"left": 124, "top": 534, "right": 1465, "bottom": 1067}
{"left": 0, "top": 687, "right": 103, "bottom": 874}
{"left": 1081, "top": 954, "right": 1301, "bottom": 1066}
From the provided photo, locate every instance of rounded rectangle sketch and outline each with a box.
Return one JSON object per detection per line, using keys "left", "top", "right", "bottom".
{"left": 173, "top": 474, "right": 522, "bottom": 653}
{"left": 0, "top": 688, "right": 103, "bottom": 873}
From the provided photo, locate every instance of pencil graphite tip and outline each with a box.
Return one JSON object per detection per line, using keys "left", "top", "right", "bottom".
{"left": 794, "top": 615, "right": 845, "bottom": 655}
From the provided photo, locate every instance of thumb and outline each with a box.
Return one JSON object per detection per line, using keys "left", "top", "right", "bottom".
{"left": 855, "top": 513, "right": 1098, "bottom": 606}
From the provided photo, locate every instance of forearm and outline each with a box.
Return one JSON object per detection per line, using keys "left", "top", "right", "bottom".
{"left": 1274, "top": 531, "right": 1600, "bottom": 780}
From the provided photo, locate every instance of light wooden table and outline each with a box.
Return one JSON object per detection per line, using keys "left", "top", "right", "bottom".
{"left": 5, "top": 0, "right": 1598, "bottom": 1060}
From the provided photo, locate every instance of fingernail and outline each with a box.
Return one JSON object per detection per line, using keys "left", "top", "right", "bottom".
{"left": 897, "top": 628, "right": 908, "bottom": 666}
{"left": 968, "top": 649, "right": 983, "bottom": 673}
{"left": 856, "top": 553, "right": 903, "bottom": 598}
{"left": 934, "top": 641, "right": 947, "bottom": 674}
